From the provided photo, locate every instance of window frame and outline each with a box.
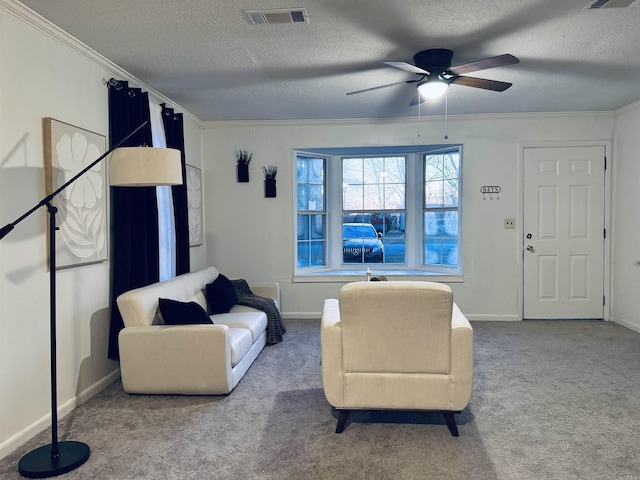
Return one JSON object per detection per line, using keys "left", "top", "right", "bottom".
{"left": 295, "top": 152, "right": 329, "bottom": 273}
{"left": 293, "top": 145, "right": 463, "bottom": 278}
{"left": 422, "top": 147, "right": 463, "bottom": 273}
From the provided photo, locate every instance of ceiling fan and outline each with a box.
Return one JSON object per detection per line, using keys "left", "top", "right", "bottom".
{"left": 347, "top": 49, "right": 519, "bottom": 104}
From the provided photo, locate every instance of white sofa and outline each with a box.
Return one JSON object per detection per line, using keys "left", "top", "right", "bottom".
{"left": 116, "top": 266, "right": 279, "bottom": 395}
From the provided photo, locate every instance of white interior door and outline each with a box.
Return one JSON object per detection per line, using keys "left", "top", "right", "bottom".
{"left": 523, "top": 146, "right": 605, "bottom": 319}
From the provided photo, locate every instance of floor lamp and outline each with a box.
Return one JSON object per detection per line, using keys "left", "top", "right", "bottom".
{"left": 0, "top": 121, "right": 183, "bottom": 478}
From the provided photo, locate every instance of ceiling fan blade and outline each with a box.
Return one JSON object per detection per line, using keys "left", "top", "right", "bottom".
{"left": 346, "top": 79, "right": 418, "bottom": 96}
{"left": 449, "top": 54, "right": 519, "bottom": 75}
{"left": 383, "top": 61, "right": 429, "bottom": 75}
{"left": 450, "top": 76, "right": 513, "bottom": 92}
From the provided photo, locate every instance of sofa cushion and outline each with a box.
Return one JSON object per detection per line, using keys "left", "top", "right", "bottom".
{"left": 158, "top": 298, "right": 213, "bottom": 325}
{"left": 216, "top": 309, "right": 268, "bottom": 343}
{"left": 205, "top": 274, "right": 238, "bottom": 314}
{"left": 227, "top": 327, "right": 253, "bottom": 367}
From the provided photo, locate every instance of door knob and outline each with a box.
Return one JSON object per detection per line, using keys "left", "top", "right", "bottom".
{"left": 526, "top": 233, "right": 532, "bottom": 239}
{"left": 526, "top": 245, "right": 535, "bottom": 253}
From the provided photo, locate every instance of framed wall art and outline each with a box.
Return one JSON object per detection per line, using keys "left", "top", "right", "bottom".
{"left": 43, "top": 117, "right": 108, "bottom": 269}
{"left": 186, "top": 164, "right": 203, "bottom": 246}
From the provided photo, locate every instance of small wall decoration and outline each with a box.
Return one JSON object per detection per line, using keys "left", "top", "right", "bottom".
{"left": 480, "top": 185, "right": 501, "bottom": 200}
{"left": 263, "top": 165, "right": 277, "bottom": 198}
{"left": 186, "top": 164, "right": 203, "bottom": 246}
{"left": 236, "top": 149, "right": 252, "bottom": 182}
{"left": 43, "top": 117, "right": 107, "bottom": 269}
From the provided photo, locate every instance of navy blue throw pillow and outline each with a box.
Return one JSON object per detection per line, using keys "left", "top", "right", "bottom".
{"left": 205, "top": 274, "right": 238, "bottom": 314}
{"left": 158, "top": 298, "right": 213, "bottom": 325}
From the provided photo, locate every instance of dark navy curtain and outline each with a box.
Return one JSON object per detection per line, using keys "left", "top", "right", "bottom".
{"left": 161, "top": 104, "right": 190, "bottom": 276}
{"left": 107, "top": 82, "right": 191, "bottom": 360}
{"left": 107, "top": 81, "right": 159, "bottom": 360}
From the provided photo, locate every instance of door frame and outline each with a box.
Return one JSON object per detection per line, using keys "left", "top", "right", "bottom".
{"left": 517, "top": 141, "right": 612, "bottom": 321}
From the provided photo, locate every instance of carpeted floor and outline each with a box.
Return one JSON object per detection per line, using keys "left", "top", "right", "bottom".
{"left": 2, "top": 319, "right": 640, "bottom": 479}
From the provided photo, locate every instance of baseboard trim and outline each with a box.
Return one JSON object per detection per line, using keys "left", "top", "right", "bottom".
{"left": 282, "top": 312, "right": 521, "bottom": 322}
{"left": 465, "top": 314, "right": 521, "bottom": 322}
{"left": 282, "top": 312, "right": 321, "bottom": 320}
{"left": 0, "top": 368, "right": 121, "bottom": 461}
{"left": 612, "top": 315, "right": 640, "bottom": 334}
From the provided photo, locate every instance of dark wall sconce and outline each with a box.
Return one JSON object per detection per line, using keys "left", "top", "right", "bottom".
{"left": 263, "top": 165, "right": 277, "bottom": 198}
{"left": 236, "top": 150, "right": 252, "bottom": 182}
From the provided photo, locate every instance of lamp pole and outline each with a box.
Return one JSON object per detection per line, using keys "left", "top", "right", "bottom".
{"left": 1, "top": 121, "right": 148, "bottom": 478}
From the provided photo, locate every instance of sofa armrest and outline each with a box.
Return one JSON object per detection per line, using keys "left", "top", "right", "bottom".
{"left": 449, "top": 302, "right": 474, "bottom": 410}
{"left": 320, "top": 298, "right": 344, "bottom": 407}
{"left": 118, "top": 324, "right": 234, "bottom": 395}
{"left": 248, "top": 282, "right": 281, "bottom": 309}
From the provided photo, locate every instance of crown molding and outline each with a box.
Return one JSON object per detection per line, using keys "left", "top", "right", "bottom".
{"left": 201, "top": 110, "right": 615, "bottom": 129}
{"left": 0, "top": 0, "right": 201, "bottom": 124}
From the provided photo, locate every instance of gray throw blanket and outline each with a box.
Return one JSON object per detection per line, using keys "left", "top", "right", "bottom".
{"left": 231, "top": 279, "right": 286, "bottom": 344}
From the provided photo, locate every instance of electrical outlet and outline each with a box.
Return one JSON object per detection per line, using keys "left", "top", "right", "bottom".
{"left": 504, "top": 218, "right": 515, "bottom": 229}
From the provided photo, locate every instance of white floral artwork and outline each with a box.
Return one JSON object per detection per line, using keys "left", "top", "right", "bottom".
{"left": 186, "top": 164, "right": 203, "bottom": 246}
{"left": 44, "top": 118, "right": 107, "bottom": 268}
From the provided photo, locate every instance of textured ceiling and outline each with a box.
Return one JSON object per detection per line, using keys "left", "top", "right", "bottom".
{"left": 18, "top": 0, "right": 640, "bottom": 121}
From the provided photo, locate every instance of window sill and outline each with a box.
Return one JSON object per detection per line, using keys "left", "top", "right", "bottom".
{"left": 292, "top": 270, "right": 463, "bottom": 283}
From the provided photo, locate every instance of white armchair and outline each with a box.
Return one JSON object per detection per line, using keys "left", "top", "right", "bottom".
{"left": 321, "top": 281, "right": 473, "bottom": 435}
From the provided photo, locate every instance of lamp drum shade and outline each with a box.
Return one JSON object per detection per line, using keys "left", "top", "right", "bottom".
{"left": 109, "top": 147, "right": 183, "bottom": 186}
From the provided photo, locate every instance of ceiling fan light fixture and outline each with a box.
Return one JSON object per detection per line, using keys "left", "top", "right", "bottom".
{"left": 417, "top": 78, "right": 449, "bottom": 99}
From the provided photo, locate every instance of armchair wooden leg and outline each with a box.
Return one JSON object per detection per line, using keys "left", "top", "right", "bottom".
{"left": 336, "top": 410, "right": 351, "bottom": 433}
{"left": 442, "top": 412, "right": 459, "bottom": 436}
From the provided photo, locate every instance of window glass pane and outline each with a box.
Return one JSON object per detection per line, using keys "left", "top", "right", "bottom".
{"left": 343, "top": 158, "right": 363, "bottom": 184}
{"left": 443, "top": 211, "right": 459, "bottom": 237}
{"left": 297, "top": 157, "right": 308, "bottom": 183}
{"left": 297, "top": 214, "right": 309, "bottom": 240}
{"left": 424, "top": 211, "right": 444, "bottom": 237}
{"left": 297, "top": 184, "right": 308, "bottom": 210}
{"left": 364, "top": 157, "right": 384, "bottom": 182}
{"left": 442, "top": 152, "right": 459, "bottom": 179}
{"left": 423, "top": 211, "right": 458, "bottom": 267}
{"left": 442, "top": 238, "right": 458, "bottom": 266}
{"left": 297, "top": 242, "right": 310, "bottom": 268}
{"left": 342, "top": 220, "right": 384, "bottom": 264}
{"left": 443, "top": 181, "right": 458, "bottom": 207}
{"left": 343, "top": 184, "right": 364, "bottom": 210}
{"left": 425, "top": 180, "right": 444, "bottom": 207}
{"left": 311, "top": 214, "right": 325, "bottom": 240}
{"left": 309, "top": 185, "right": 324, "bottom": 211}
{"left": 383, "top": 212, "right": 405, "bottom": 264}
{"left": 424, "top": 237, "right": 443, "bottom": 265}
{"left": 309, "top": 158, "right": 324, "bottom": 184}
{"left": 385, "top": 157, "right": 406, "bottom": 183}
{"left": 310, "top": 241, "right": 325, "bottom": 266}
{"left": 363, "top": 184, "right": 383, "bottom": 210}
{"left": 384, "top": 184, "right": 405, "bottom": 210}
{"left": 425, "top": 160, "right": 444, "bottom": 181}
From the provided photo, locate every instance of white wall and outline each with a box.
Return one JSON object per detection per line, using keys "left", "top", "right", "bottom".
{"left": 0, "top": 1, "right": 205, "bottom": 458}
{"left": 610, "top": 101, "right": 640, "bottom": 332}
{"left": 201, "top": 113, "right": 615, "bottom": 319}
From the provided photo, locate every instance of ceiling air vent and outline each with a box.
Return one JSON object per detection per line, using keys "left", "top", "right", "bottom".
{"left": 246, "top": 8, "right": 309, "bottom": 25}
{"left": 587, "top": 0, "right": 639, "bottom": 8}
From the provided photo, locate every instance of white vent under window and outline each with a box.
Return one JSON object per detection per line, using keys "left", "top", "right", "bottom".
{"left": 587, "top": 0, "right": 640, "bottom": 8}
{"left": 246, "top": 8, "right": 309, "bottom": 24}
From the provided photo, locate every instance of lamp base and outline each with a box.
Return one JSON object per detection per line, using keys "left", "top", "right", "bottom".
{"left": 18, "top": 441, "right": 90, "bottom": 478}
